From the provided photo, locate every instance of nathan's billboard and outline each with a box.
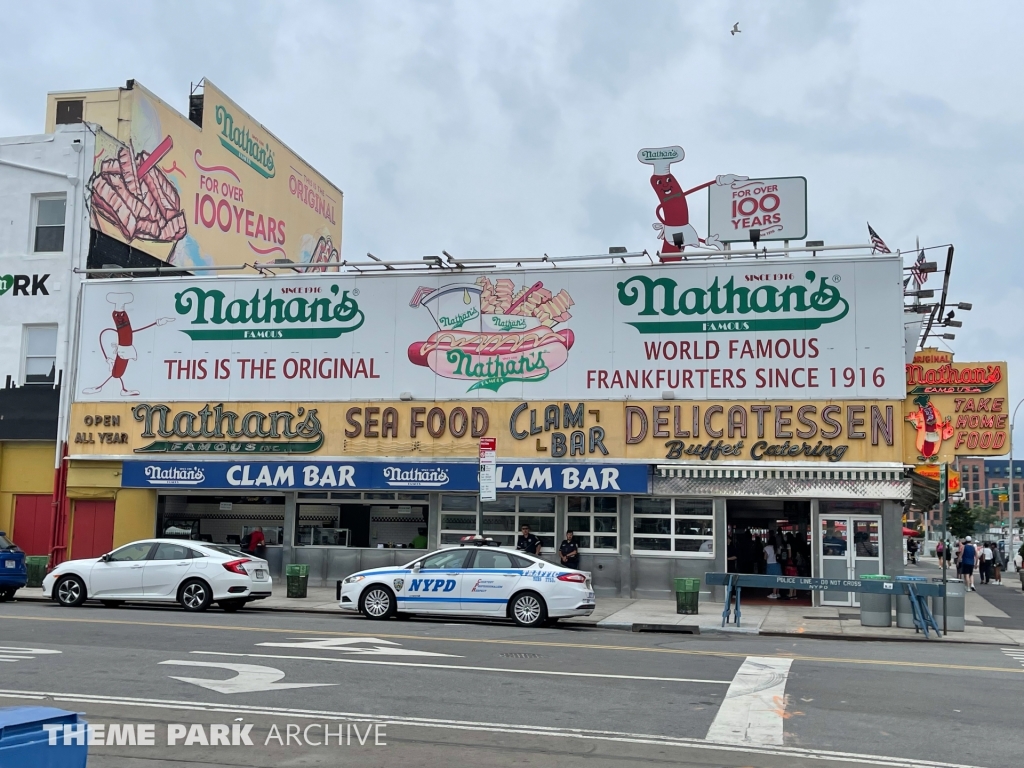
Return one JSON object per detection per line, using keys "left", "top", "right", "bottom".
{"left": 68, "top": 399, "right": 903, "bottom": 464}
{"left": 904, "top": 349, "right": 1009, "bottom": 464}
{"left": 73, "top": 255, "right": 905, "bottom": 403}
{"left": 85, "top": 80, "right": 341, "bottom": 271}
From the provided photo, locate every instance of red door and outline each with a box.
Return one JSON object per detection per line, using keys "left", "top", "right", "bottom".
{"left": 12, "top": 494, "right": 54, "bottom": 556}
{"left": 70, "top": 501, "right": 115, "bottom": 560}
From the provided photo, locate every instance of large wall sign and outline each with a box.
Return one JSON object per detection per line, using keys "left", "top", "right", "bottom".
{"left": 87, "top": 80, "right": 342, "bottom": 271}
{"left": 70, "top": 399, "right": 904, "bottom": 464}
{"left": 74, "top": 254, "right": 905, "bottom": 402}
{"left": 903, "top": 349, "right": 1009, "bottom": 464}
{"left": 120, "top": 460, "right": 649, "bottom": 494}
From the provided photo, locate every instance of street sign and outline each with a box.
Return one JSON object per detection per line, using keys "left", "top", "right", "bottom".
{"left": 479, "top": 437, "right": 497, "bottom": 502}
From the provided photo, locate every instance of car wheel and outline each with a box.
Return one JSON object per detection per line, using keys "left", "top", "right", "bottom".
{"left": 219, "top": 599, "right": 245, "bottom": 612}
{"left": 100, "top": 600, "right": 124, "bottom": 608}
{"left": 55, "top": 576, "right": 87, "bottom": 607}
{"left": 510, "top": 591, "right": 547, "bottom": 628}
{"left": 359, "top": 586, "right": 396, "bottom": 619}
{"left": 179, "top": 579, "right": 212, "bottom": 612}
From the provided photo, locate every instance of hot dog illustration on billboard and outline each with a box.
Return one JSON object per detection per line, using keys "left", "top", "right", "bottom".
{"left": 906, "top": 394, "right": 954, "bottom": 462}
{"left": 638, "top": 146, "right": 746, "bottom": 259}
{"left": 82, "top": 292, "right": 173, "bottom": 397}
{"left": 408, "top": 278, "right": 574, "bottom": 392}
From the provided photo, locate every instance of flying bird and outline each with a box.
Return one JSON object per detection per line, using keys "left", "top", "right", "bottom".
{"left": 731, "top": 22, "right": 741, "bottom": 35}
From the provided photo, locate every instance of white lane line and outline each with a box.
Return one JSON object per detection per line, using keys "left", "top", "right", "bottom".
{"left": 0, "top": 688, "right": 968, "bottom": 768}
{"left": 188, "top": 650, "right": 729, "bottom": 686}
{"left": 705, "top": 656, "right": 794, "bottom": 746}
{"left": 1001, "top": 649, "right": 1024, "bottom": 668}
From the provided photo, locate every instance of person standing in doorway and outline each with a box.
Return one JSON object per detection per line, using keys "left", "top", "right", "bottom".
{"left": 559, "top": 530, "right": 580, "bottom": 570}
{"left": 960, "top": 536, "right": 977, "bottom": 591}
{"left": 764, "top": 533, "right": 781, "bottom": 599}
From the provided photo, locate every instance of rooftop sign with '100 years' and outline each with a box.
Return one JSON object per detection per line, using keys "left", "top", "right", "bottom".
{"left": 74, "top": 254, "right": 905, "bottom": 403}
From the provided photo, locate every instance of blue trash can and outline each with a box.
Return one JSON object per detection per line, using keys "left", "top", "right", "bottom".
{"left": 0, "top": 706, "right": 88, "bottom": 767}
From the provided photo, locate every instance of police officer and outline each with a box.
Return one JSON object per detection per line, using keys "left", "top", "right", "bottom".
{"left": 516, "top": 524, "right": 542, "bottom": 556}
{"left": 559, "top": 530, "right": 580, "bottom": 570}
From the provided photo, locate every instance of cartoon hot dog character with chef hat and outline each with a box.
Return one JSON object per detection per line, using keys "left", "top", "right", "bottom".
{"left": 82, "top": 292, "right": 173, "bottom": 396}
{"left": 906, "top": 394, "right": 955, "bottom": 462}
{"left": 638, "top": 146, "right": 747, "bottom": 259}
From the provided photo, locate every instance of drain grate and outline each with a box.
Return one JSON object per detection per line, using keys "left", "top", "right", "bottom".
{"left": 499, "top": 652, "right": 542, "bottom": 659}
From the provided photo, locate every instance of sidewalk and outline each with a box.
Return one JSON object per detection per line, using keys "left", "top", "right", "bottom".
{"left": 15, "top": 565, "right": 1024, "bottom": 645}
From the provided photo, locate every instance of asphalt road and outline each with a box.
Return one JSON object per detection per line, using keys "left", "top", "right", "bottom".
{"left": 0, "top": 599, "right": 1020, "bottom": 768}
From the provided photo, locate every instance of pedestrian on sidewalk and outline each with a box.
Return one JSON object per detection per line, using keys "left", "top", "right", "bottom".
{"left": 955, "top": 539, "right": 963, "bottom": 576}
{"left": 960, "top": 536, "right": 977, "bottom": 591}
{"left": 944, "top": 539, "right": 953, "bottom": 569}
{"left": 981, "top": 541, "right": 994, "bottom": 585}
{"left": 993, "top": 544, "right": 1004, "bottom": 585}
{"left": 558, "top": 531, "right": 580, "bottom": 570}
{"left": 764, "top": 533, "right": 781, "bottom": 599}
{"left": 935, "top": 539, "right": 945, "bottom": 565}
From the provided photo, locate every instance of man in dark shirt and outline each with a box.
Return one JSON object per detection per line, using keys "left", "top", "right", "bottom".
{"left": 516, "top": 525, "right": 542, "bottom": 556}
{"left": 559, "top": 530, "right": 580, "bottom": 570}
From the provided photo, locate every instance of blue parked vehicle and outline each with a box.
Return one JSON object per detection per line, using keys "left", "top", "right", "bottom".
{"left": 0, "top": 531, "right": 27, "bottom": 601}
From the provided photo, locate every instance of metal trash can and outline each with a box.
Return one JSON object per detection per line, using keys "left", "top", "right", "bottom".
{"left": 286, "top": 564, "right": 309, "bottom": 599}
{"left": 24, "top": 556, "right": 49, "bottom": 589}
{"left": 895, "top": 575, "right": 927, "bottom": 628}
{"left": 0, "top": 706, "right": 88, "bottom": 767}
{"left": 673, "top": 578, "right": 700, "bottom": 615}
{"left": 931, "top": 578, "right": 966, "bottom": 632}
{"left": 858, "top": 574, "right": 892, "bottom": 627}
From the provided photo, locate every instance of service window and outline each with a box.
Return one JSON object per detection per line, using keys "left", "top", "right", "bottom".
{"left": 566, "top": 496, "right": 619, "bottom": 552}
{"left": 439, "top": 494, "right": 478, "bottom": 545}
{"left": 439, "top": 494, "right": 556, "bottom": 550}
{"left": 632, "top": 497, "right": 714, "bottom": 557}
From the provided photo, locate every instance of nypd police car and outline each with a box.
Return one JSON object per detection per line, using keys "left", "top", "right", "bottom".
{"left": 338, "top": 537, "right": 595, "bottom": 627}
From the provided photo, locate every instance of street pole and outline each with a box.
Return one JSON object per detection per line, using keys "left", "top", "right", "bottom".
{"left": 940, "top": 462, "right": 948, "bottom": 636}
{"left": 1009, "top": 398, "right": 1023, "bottom": 572}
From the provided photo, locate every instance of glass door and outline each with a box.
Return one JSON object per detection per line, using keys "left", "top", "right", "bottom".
{"left": 820, "top": 515, "right": 882, "bottom": 607}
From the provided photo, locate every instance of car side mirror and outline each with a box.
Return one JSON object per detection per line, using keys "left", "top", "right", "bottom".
{"left": 100, "top": 554, "right": 112, "bottom": 562}
{"left": 412, "top": 562, "right": 421, "bottom": 572}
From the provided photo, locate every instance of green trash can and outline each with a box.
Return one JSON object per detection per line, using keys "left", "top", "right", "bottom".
{"left": 24, "top": 556, "right": 49, "bottom": 589}
{"left": 674, "top": 577, "right": 700, "bottom": 615}
{"left": 285, "top": 564, "right": 309, "bottom": 598}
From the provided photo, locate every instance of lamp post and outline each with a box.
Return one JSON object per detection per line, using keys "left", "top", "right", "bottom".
{"left": 1009, "top": 398, "right": 1024, "bottom": 572}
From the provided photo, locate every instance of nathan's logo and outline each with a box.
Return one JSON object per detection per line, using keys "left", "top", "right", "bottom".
{"left": 617, "top": 270, "right": 848, "bottom": 334}
{"left": 905, "top": 363, "right": 1003, "bottom": 396}
{"left": 174, "top": 284, "right": 363, "bottom": 340}
{"left": 132, "top": 403, "right": 323, "bottom": 454}
{"left": 142, "top": 464, "right": 206, "bottom": 485}
{"left": 408, "top": 278, "right": 575, "bottom": 392}
{"left": 215, "top": 104, "right": 275, "bottom": 179}
{"left": 381, "top": 466, "right": 451, "bottom": 487}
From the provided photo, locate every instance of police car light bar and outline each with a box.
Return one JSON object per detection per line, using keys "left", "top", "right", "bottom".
{"left": 459, "top": 535, "right": 500, "bottom": 547}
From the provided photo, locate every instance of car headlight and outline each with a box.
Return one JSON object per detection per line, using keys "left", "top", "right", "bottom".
{"left": 343, "top": 575, "right": 365, "bottom": 585}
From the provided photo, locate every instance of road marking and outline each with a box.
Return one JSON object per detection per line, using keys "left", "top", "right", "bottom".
{"left": 705, "top": 656, "right": 794, "bottom": 746}
{"left": 256, "top": 637, "right": 459, "bottom": 657}
{"left": 1001, "top": 648, "right": 1024, "bottom": 668}
{"left": 189, "top": 650, "right": 730, "bottom": 686}
{"left": 0, "top": 687, "right": 969, "bottom": 768}
{"left": 0, "top": 646, "right": 61, "bottom": 663}
{"left": 3, "top": 614, "right": 1021, "bottom": 675}
{"left": 159, "top": 660, "right": 335, "bottom": 694}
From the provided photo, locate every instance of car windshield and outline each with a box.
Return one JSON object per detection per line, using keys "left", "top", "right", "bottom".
{"left": 0, "top": 533, "right": 15, "bottom": 550}
{"left": 202, "top": 544, "right": 248, "bottom": 558}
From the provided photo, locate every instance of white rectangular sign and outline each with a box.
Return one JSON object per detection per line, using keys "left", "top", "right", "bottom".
{"left": 708, "top": 176, "right": 807, "bottom": 243}
{"left": 73, "top": 254, "right": 904, "bottom": 402}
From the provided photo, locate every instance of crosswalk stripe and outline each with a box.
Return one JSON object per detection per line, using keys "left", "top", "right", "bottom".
{"left": 705, "top": 656, "right": 794, "bottom": 746}
{"left": 1001, "top": 650, "right": 1024, "bottom": 668}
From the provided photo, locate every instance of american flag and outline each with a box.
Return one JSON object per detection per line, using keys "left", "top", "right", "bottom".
{"left": 910, "top": 249, "right": 928, "bottom": 286}
{"left": 867, "top": 223, "right": 891, "bottom": 254}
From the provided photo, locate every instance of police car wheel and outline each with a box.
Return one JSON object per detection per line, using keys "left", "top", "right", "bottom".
{"left": 360, "top": 586, "right": 396, "bottom": 619}
{"left": 511, "top": 592, "right": 547, "bottom": 628}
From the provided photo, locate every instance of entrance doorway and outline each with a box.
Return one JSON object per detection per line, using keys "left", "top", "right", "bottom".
{"left": 819, "top": 502, "right": 883, "bottom": 607}
{"left": 726, "top": 498, "right": 812, "bottom": 605}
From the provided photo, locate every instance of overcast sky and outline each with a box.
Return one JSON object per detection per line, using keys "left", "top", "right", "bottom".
{"left": 3, "top": 0, "right": 1022, "bottom": 435}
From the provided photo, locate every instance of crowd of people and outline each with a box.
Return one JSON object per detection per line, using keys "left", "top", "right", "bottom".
{"left": 934, "top": 536, "right": 1011, "bottom": 591}
{"left": 726, "top": 528, "right": 811, "bottom": 598}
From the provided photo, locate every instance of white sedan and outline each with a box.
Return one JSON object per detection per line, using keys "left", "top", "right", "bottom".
{"left": 42, "top": 539, "right": 273, "bottom": 612}
{"left": 339, "top": 541, "right": 595, "bottom": 627}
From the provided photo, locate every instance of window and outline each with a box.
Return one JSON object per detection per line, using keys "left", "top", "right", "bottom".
{"left": 418, "top": 550, "right": 470, "bottom": 570}
{"left": 438, "top": 494, "right": 556, "bottom": 550}
{"left": 567, "top": 496, "right": 619, "bottom": 552}
{"left": 468, "top": 550, "right": 525, "bottom": 569}
{"left": 108, "top": 542, "right": 154, "bottom": 562}
{"left": 34, "top": 197, "right": 66, "bottom": 253}
{"left": 153, "top": 543, "right": 194, "bottom": 560}
{"left": 632, "top": 497, "right": 714, "bottom": 556}
{"left": 23, "top": 325, "right": 57, "bottom": 384}
{"left": 55, "top": 99, "right": 84, "bottom": 125}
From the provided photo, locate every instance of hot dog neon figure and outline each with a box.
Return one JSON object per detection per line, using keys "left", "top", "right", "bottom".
{"left": 82, "top": 292, "right": 173, "bottom": 396}
{"left": 637, "top": 146, "right": 747, "bottom": 259}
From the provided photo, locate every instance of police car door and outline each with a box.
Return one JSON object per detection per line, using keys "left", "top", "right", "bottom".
{"left": 461, "top": 549, "right": 526, "bottom": 615}
{"left": 400, "top": 549, "right": 471, "bottom": 614}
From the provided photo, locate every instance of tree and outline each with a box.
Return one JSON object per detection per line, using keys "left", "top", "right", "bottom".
{"left": 947, "top": 501, "right": 975, "bottom": 539}
{"left": 970, "top": 505, "right": 1000, "bottom": 535}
